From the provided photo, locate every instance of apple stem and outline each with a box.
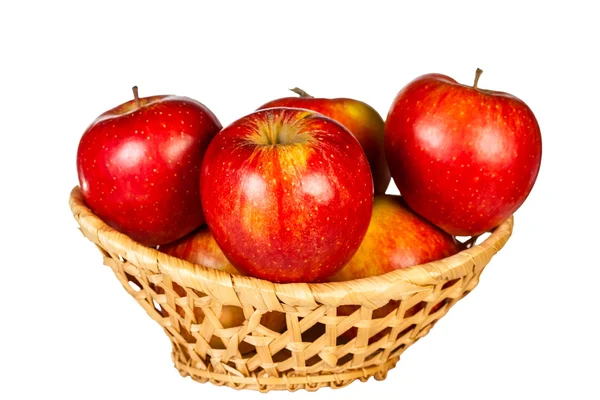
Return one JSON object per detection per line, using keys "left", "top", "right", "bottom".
{"left": 132, "top": 86, "right": 141, "bottom": 108}
{"left": 289, "top": 87, "right": 313, "bottom": 98}
{"left": 473, "top": 68, "right": 483, "bottom": 89}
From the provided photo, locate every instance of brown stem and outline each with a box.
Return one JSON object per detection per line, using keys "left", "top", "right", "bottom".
{"left": 289, "top": 87, "right": 313, "bottom": 98}
{"left": 473, "top": 68, "right": 483, "bottom": 89}
{"left": 132, "top": 86, "right": 140, "bottom": 108}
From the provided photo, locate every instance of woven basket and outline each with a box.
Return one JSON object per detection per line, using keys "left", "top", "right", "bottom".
{"left": 69, "top": 186, "right": 513, "bottom": 392}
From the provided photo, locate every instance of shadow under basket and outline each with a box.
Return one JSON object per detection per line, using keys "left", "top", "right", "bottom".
{"left": 69, "top": 187, "right": 513, "bottom": 392}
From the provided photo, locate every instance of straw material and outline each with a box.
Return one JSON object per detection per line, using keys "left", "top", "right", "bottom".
{"left": 69, "top": 186, "right": 513, "bottom": 392}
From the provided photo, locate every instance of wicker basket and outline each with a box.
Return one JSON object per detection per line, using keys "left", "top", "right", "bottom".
{"left": 69, "top": 186, "right": 513, "bottom": 392}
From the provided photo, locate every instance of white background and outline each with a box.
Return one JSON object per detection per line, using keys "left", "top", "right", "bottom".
{"left": 1, "top": 1, "right": 599, "bottom": 399}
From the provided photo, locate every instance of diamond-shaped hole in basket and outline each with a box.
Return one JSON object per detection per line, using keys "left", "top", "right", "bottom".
{"left": 390, "top": 343, "right": 406, "bottom": 357}
{"left": 302, "top": 322, "right": 326, "bottom": 343}
{"left": 306, "top": 354, "right": 322, "bottom": 367}
{"left": 124, "top": 272, "right": 142, "bottom": 291}
{"left": 152, "top": 299, "right": 162, "bottom": 313}
{"left": 271, "top": 348, "right": 292, "bottom": 363}
{"left": 364, "top": 348, "right": 384, "bottom": 364}
{"left": 261, "top": 311, "right": 287, "bottom": 334}
{"left": 127, "top": 279, "right": 141, "bottom": 292}
{"left": 404, "top": 301, "right": 427, "bottom": 318}
{"left": 190, "top": 288, "right": 208, "bottom": 299}
{"left": 179, "top": 324, "right": 197, "bottom": 344}
{"left": 398, "top": 324, "right": 417, "bottom": 339}
{"left": 336, "top": 353, "right": 354, "bottom": 367}
{"left": 429, "top": 298, "right": 451, "bottom": 315}
{"left": 442, "top": 278, "right": 461, "bottom": 290}
{"left": 370, "top": 327, "right": 392, "bottom": 345}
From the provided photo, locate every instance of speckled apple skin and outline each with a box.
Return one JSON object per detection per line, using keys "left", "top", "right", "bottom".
{"left": 77, "top": 95, "right": 222, "bottom": 246}
{"left": 385, "top": 73, "right": 542, "bottom": 236}
{"left": 200, "top": 108, "right": 374, "bottom": 283}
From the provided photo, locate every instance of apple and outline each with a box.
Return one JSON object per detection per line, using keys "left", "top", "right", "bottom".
{"left": 330, "top": 195, "right": 460, "bottom": 282}
{"left": 384, "top": 69, "right": 542, "bottom": 236}
{"left": 330, "top": 195, "right": 460, "bottom": 342}
{"left": 257, "top": 88, "right": 391, "bottom": 194}
{"left": 158, "top": 227, "right": 286, "bottom": 352}
{"left": 200, "top": 107, "right": 374, "bottom": 283}
{"left": 76, "top": 87, "right": 222, "bottom": 246}
{"left": 159, "top": 225, "right": 239, "bottom": 275}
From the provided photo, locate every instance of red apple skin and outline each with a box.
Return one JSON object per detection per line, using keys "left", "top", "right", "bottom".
{"left": 200, "top": 108, "right": 374, "bottom": 283}
{"left": 330, "top": 195, "right": 460, "bottom": 342}
{"left": 384, "top": 71, "right": 542, "bottom": 236}
{"left": 257, "top": 89, "right": 391, "bottom": 194}
{"left": 159, "top": 227, "right": 286, "bottom": 351}
{"left": 77, "top": 91, "right": 222, "bottom": 246}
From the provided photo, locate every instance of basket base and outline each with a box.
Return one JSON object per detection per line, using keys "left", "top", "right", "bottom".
{"left": 171, "top": 345, "right": 399, "bottom": 392}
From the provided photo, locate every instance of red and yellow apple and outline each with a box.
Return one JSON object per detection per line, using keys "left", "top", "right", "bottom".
{"left": 159, "top": 227, "right": 286, "bottom": 352}
{"left": 330, "top": 195, "right": 460, "bottom": 281}
{"left": 385, "top": 69, "right": 542, "bottom": 236}
{"left": 258, "top": 88, "right": 390, "bottom": 194}
{"left": 77, "top": 87, "right": 222, "bottom": 246}
{"left": 330, "top": 195, "right": 460, "bottom": 342}
{"left": 200, "top": 108, "right": 374, "bottom": 283}
{"left": 160, "top": 226, "right": 238, "bottom": 275}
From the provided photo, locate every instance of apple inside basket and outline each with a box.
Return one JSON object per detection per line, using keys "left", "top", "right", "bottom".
{"left": 70, "top": 186, "right": 512, "bottom": 392}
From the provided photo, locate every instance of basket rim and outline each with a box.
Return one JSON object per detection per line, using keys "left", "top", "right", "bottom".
{"left": 69, "top": 186, "right": 513, "bottom": 310}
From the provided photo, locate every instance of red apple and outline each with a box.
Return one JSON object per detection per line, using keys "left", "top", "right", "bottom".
{"left": 200, "top": 108, "right": 374, "bottom": 283}
{"left": 159, "top": 227, "right": 286, "bottom": 352}
{"left": 384, "top": 69, "right": 542, "bottom": 236}
{"left": 257, "top": 88, "right": 391, "bottom": 194}
{"left": 329, "top": 195, "right": 460, "bottom": 342}
{"left": 77, "top": 87, "right": 222, "bottom": 246}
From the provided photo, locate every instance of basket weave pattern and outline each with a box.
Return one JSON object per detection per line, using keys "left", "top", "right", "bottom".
{"left": 69, "top": 187, "right": 513, "bottom": 392}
